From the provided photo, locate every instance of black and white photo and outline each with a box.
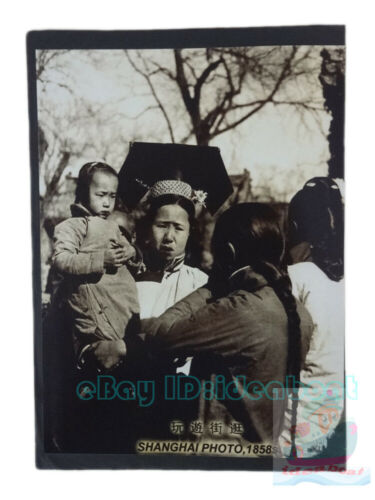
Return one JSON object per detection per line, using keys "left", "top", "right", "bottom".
{"left": 27, "top": 26, "right": 345, "bottom": 470}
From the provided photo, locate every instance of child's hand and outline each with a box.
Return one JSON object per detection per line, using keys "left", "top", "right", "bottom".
{"left": 90, "top": 339, "right": 127, "bottom": 370}
{"left": 104, "top": 247, "right": 128, "bottom": 268}
{"left": 104, "top": 240, "right": 136, "bottom": 268}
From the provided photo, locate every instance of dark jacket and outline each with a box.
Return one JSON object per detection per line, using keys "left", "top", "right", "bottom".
{"left": 140, "top": 266, "right": 313, "bottom": 445}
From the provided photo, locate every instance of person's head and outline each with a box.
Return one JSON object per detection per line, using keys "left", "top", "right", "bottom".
{"left": 212, "top": 202, "right": 302, "bottom": 457}
{"left": 141, "top": 194, "right": 195, "bottom": 261}
{"left": 288, "top": 177, "right": 344, "bottom": 280}
{"left": 211, "top": 202, "right": 285, "bottom": 278}
{"left": 75, "top": 162, "right": 118, "bottom": 219}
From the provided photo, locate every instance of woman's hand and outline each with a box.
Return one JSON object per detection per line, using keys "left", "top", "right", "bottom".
{"left": 90, "top": 339, "right": 127, "bottom": 370}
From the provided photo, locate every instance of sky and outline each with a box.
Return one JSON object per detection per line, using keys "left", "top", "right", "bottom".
{"left": 37, "top": 47, "right": 335, "bottom": 202}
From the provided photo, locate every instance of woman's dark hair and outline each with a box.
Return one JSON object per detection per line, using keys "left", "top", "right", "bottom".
{"left": 288, "top": 177, "right": 344, "bottom": 281}
{"left": 212, "top": 203, "right": 302, "bottom": 456}
{"left": 212, "top": 203, "right": 286, "bottom": 274}
{"left": 75, "top": 162, "right": 118, "bottom": 207}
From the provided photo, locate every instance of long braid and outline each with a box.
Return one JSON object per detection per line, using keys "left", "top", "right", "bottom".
{"left": 252, "top": 261, "right": 302, "bottom": 458}
{"left": 212, "top": 202, "right": 304, "bottom": 457}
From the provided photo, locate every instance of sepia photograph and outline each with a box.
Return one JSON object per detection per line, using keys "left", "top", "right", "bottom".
{"left": 27, "top": 26, "right": 345, "bottom": 470}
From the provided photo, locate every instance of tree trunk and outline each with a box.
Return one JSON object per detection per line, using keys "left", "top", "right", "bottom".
{"left": 195, "top": 129, "right": 210, "bottom": 146}
{"left": 319, "top": 48, "right": 345, "bottom": 179}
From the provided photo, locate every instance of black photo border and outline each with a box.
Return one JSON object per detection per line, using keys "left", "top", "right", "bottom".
{"left": 27, "top": 25, "right": 345, "bottom": 470}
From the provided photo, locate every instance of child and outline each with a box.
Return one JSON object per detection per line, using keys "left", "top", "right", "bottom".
{"left": 52, "top": 162, "right": 140, "bottom": 371}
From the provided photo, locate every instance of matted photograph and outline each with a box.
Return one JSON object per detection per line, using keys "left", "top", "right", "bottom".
{"left": 27, "top": 26, "right": 345, "bottom": 470}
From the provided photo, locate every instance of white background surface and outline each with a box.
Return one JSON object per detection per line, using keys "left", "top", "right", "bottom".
{"left": 0, "top": 0, "right": 373, "bottom": 497}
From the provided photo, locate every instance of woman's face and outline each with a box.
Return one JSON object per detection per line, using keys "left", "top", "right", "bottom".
{"left": 149, "top": 204, "right": 190, "bottom": 260}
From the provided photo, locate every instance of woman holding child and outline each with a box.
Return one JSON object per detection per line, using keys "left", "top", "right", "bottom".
{"left": 48, "top": 144, "right": 230, "bottom": 451}
{"left": 49, "top": 143, "right": 314, "bottom": 456}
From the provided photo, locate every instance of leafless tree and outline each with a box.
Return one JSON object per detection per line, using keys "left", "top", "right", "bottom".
{"left": 126, "top": 47, "right": 325, "bottom": 146}
{"left": 37, "top": 51, "right": 133, "bottom": 218}
{"left": 37, "top": 50, "right": 72, "bottom": 214}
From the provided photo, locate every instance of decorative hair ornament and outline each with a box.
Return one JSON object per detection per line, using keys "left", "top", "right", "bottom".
{"left": 135, "top": 178, "right": 151, "bottom": 190}
{"left": 135, "top": 178, "right": 207, "bottom": 207}
{"left": 191, "top": 189, "right": 208, "bottom": 207}
{"left": 150, "top": 180, "right": 192, "bottom": 199}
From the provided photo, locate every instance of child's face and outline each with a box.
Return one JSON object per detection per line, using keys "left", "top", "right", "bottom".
{"left": 88, "top": 172, "right": 118, "bottom": 219}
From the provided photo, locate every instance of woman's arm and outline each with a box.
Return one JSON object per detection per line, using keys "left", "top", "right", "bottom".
{"left": 140, "top": 291, "right": 255, "bottom": 364}
{"left": 141, "top": 286, "right": 213, "bottom": 331}
{"left": 53, "top": 218, "right": 105, "bottom": 275}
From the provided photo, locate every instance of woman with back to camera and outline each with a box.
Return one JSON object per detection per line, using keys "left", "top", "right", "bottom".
{"left": 128, "top": 203, "right": 314, "bottom": 451}
{"left": 279, "top": 177, "right": 345, "bottom": 458}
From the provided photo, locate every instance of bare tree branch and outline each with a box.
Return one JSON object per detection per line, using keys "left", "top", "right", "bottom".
{"left": 273, "top": 100, "right": 324, "bottom": 111}
{"left": 43, "top": 151, "right": 71, "bottom": 203}
{"left": 123, "top": 46, "right": 322, "bottom": 147}
{"left": 125, "top": 51, "right": 176, "bottom": 143}
{"left": 213, "top": 47, "right": 300, "bottom": 136}
{"left": 193, "top": 57, "right": 223, "bottom": 104}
